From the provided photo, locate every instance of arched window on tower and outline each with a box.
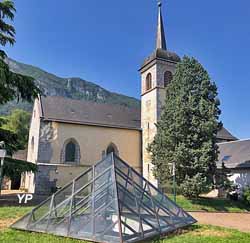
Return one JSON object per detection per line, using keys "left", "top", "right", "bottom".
{"left": 164, "top": 71, "right": 173, "bottom": 87}
{"left": 146, "top": 73, "right": 152, "bottom": 91}
{"left": 31, "top": 136, "right": 34, "bottom": 152}
{"left": 106, "top": 143, "right": 119, "bottom": 156}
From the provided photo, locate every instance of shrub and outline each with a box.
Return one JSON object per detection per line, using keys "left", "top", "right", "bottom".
{"left": 160, "top": 181, "right": 181, "bottom": 195}
{"left": 180, "top": 173, "right": 211, "bottom": 198}
{"left": 242, "top": 187, "right": 250, "bottom": 206}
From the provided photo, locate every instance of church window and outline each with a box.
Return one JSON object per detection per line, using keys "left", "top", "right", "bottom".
{"left": 164, "top": 71, "right": 173, "bottom": 87}
{"left": 65, "top": 142, "right": 76, "bottom": 162}
{"left": 106, "top": 143, "right": 119, "bottom": 156}
{"left": 146, "top": 73, "right": 152, "bottom": 91}
{"left": 31, "top": 136, "right": 34, "bottom": 151}
{"left": 61, "top": 138, "right": 81, "bottom": 164}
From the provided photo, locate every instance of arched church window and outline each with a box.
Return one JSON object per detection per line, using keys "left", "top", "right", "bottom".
{"left": 146, "top": 73, "right": 152, "bottom": 91}
{"left": 106, "top": 143, "right": 119, "bottom": 156}
{"left": 65, "top": 142, "right": 76, "bottom": 162}
{"left": 61, "top": 138, "right": 81, "bottom": 164}
{"left": 164, "top": 71, "right": 173, "bottom": 87}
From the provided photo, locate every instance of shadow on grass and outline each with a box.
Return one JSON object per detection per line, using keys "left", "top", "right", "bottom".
{"left": 189, "top": 197, "right": 249, "bottom": 212}
{"left": 145, "top": 225, "right": 201, "bottom": 243}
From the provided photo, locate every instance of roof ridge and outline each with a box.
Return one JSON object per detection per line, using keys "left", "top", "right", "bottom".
{"left": 218, "top": 138, "right": 250, "bottom": 145}
{"left": 39, "top": 95, "right": 141, "bottom": 130}
{"left": 41, "top": 95, "right": 141, "bottom": 111}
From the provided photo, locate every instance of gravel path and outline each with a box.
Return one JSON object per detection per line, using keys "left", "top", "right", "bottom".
{"left": 189, "top": 212, "right": 250, "bottom": 232}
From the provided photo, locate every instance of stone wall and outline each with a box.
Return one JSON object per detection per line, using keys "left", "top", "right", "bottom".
{"left": 41, "top": 122, "right": 142, "bottom": 170}
{"left": 35, "top": 164, "right": 89, "bottom": 195}
{"left": 35, "top": 164, "right": 57, "bottom": 195}
{"left": 33, "top": 120, "right": 141, "bottom": 195}
{"left": 37, "top": 121, "right": 56, "bottom": 163}
{"left": 141, "top": 59, "right": 177, "bottom": 187}
{"left": 25, "top": 99, "right": 41, "bottom": 193}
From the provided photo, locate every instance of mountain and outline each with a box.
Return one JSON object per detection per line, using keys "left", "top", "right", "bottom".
{"left": 0, "top": 58, "right": 140, "bottom": 115}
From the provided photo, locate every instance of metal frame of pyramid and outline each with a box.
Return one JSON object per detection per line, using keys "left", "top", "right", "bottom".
{"left": 11, "top": 153, "right": 196, "bottom": 243}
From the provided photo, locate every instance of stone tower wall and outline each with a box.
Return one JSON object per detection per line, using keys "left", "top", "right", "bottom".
{"left": 141, "top": 60, "right": 177, "bottom": 187}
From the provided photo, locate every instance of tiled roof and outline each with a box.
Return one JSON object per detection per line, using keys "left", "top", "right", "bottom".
{"left": 217, "top": 127, "right": 238, "bottom": 141}
{"left": 140, "top": 49, "right": 181, "bottom": 70}
{"left": 39, "top": 96, "right": 236, "bottom": 141}
{"left": 40, "top": 96, "right": 141, "bottom": 130}
{"left": 218, "top": 139, "right": 250, "bottom": 169}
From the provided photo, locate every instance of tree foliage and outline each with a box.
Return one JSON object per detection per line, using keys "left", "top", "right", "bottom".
{"left": 0, "top": 59, "right": 40, "bottom": 105}
{"left": 0, "top": 123, "right": 17, "bottom": 154}
{"left": 0, "top": 0, "right": 40, "bottom": 105}
{"left": 148, "top": 56, "right": 222, "bottom": 198}
{"left": 3, "top": 157, "right": 37, "bottom": 181}
{"left": 0, "top": 1, "right": 40, "bottom": 181}
{"left": 0, "top": 0, "right": 16, "bottom": 48}
{"left": 214, "top": 162, "right": 233, "bottom": 192}
{"left": 1, "top": 109, "right": 31, "bottom": 152}
{"left": 0, "top": 0, "right": 40, "bottom": 155}
{"left": 243, "top": 187, "right": 250, "bottom": 206}
{"left": 179, "top": 173, "right": 210, "bottom": 198}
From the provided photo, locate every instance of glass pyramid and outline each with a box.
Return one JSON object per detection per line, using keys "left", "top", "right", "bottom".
{"left": 11, "top": 153, "right": 196, "bottom": 243}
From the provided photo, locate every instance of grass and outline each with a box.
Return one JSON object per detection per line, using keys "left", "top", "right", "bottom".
{"left": 149, "top": 225, "right": 250, "bottom": 243}
{"left": 0, "top": 207, "right": 250, "bottom": 242}
{"left": 0, "top": 229, "right": 85, "bottom": 243}
{"left": 168, "top": 195, "right": 250, "bottom": 212}
{"left": 0, "top": 206, "right": 33, "bottom": 219}
{"left": 1, "top": 224, "right": 250, "bottom": 243}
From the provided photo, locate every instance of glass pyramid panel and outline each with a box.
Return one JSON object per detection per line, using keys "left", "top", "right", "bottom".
{"left": 11, "top": 153, "right": 196, "bottom": 243}
{"left": 114, "top": 155, "right": 197, "bottom": 242}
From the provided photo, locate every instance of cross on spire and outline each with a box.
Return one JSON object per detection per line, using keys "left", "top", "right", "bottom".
{"left": 156, "top": 0, "right": 167, "bottom": 50}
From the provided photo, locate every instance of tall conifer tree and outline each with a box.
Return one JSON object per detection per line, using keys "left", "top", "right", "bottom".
{"left": 148, "top": 56, "right": 222, "bottom": 197}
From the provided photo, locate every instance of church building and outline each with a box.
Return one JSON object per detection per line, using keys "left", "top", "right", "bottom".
{"left": 23, "top": 2, "right": 236, "bottom": 195}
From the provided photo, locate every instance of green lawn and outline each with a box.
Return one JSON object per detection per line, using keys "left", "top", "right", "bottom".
{"left": 1, "top": 225, "right": 250, "bottom": 243}
{"left": 0, "top": 207, "right": 250, "bottom": 243}
{"left": 168, "top": 195, "right": 250, "bottom": 212}
{"left": 0, "top": 206, "right": 32, "bottom": 219}
{"left": 149, "top": 225, "right": 250, "bottom": 243}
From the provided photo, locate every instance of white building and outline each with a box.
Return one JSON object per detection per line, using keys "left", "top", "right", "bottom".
{"left": 218, "top": 139, "right": 250, "bottom": 190}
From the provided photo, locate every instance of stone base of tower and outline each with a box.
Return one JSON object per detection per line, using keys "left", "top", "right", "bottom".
{"left": 143, "top": 161, "right": 158, "bottom": 188}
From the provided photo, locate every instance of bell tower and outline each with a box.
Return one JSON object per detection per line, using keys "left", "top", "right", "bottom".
{"left": 140, "top": 1, "right": 180, "bottom": 186}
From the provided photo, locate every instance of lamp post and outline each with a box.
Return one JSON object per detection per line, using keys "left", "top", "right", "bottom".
{"left": 169, "top": 162, "right": 176, "bottom": 203}
{"left": 0, "top": 142, "right": 6, "bottom": 196}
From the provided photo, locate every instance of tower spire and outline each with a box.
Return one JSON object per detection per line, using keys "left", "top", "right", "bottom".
{"left": 156, "top": 0, "right": 167, "bottom": 50}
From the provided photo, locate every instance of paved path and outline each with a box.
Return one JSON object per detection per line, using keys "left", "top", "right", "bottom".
{"left": 189, "top": 212, "right": 250, "bottom": 232}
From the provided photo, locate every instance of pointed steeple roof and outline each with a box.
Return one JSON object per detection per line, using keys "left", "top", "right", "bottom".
{"left": 156, "top": 1, "right": 167, "bottom": 50}
{"left": 140, "top": 1, "right": 180, "bottom": 71}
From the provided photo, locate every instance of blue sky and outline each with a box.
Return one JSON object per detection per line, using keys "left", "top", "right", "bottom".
{"left": 5, "top": 0, "right": 250, "bottom": 139}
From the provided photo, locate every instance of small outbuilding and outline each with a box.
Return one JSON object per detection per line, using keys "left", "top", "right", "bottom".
{"left": 218, "top": 139, "right": 250, "bottom": 190}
